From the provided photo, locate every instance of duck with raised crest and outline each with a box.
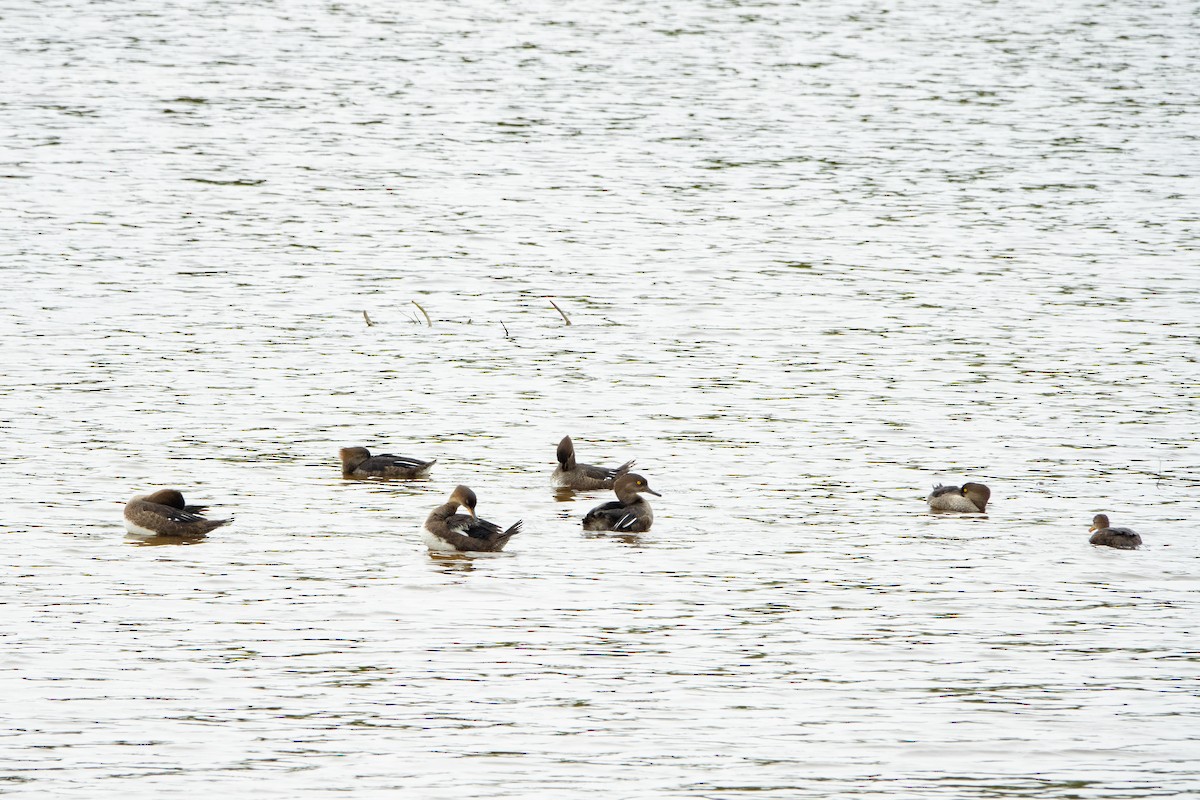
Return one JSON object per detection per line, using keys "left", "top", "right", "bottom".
{"left": 553, "top": 435, "right": 634, "bottom": 490}
{"left": 124, "top": 489, "right": 232, "bottom": 538}
{"left": 339, "top": 446, "right": 435, "bottom": 480}
{"left": 423, "top": 485, "right": 522, "bottom": 552}
{"left": 582, "top": 473, "right": 661, "bottom": 533}
{"left": 927, "top": 482, "right": 990, "bottom": 513}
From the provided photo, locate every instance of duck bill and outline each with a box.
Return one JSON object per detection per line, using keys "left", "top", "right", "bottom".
{"left": 644, "top": 488, "right": 662, "bottom": 497}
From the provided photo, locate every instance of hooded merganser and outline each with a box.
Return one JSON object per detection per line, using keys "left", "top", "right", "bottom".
{"left": 124, "top": 489, "right": 232, "bottom": 537}
{"left": 1088, "top": 514, "right": 1142, "bottom": 549}
{"left": 582, "top": 473, "right": 660, "bottom": 533}
{"left": 552, "top": 435, "right": 635, "bottom": 490}
{"left": 423, "top": 485, "right": 522, "bottom": 552}
{"left": 927, "top": 482, "right": 990, "bottom": 513}
{"left": 339, "top": 446, "right": 436, "bottom": 480}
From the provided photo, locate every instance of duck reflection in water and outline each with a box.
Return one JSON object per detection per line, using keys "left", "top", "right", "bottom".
{"left": 427, "top": 551, "right": 481, "bottom": 572}
{"left": 125, "top": 533, "right": 210, "bottom": 547}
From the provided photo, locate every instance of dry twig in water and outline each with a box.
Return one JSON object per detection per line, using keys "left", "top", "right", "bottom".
{"left": 412, "top": 300, "right": 432, "bottom": 327}
{"left": 548, "top": 299, "right": 572, "bottom": 326}
{"left": 362, "top": 310, "right": 375, "bottom": 327}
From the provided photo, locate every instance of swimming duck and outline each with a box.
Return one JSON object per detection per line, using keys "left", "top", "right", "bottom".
{"left": 339, "top": 446, "right": 435, "bottom": 480}
{"left": 582, "top": 473, "right": 660, "bottom": 533}
{"left": 927, "top": 482, "right": 990, "bottom": 513}
{"left": 423, "top": 485, "right": 522, "bottom": 552}
{"left": 1088, "top": 514, "right": 1142, "bottom": 549}
{"left": 553, "top": 435, "right": 635, "bottom": 490}
{"left": 124, "top": 489, "right": 232, "bottom": 537}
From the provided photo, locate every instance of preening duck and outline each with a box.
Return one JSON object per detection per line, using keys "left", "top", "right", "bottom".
{"left": 423, "top": 485, "right": 522, "bottom": 552}
{"left": 124, "top": 489, "right": 232, "bottom": 537}
{"left": 552, "top": 435, "right": 635, "bottom": 490}
{"left": 927, "top": 482, "right": 990, "bottom": 513}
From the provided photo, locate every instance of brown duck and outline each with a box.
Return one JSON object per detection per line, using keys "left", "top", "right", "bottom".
{"left": 339, "top": 446, "right": 436, "bottom": 480}
{"left": 582, "top": 473, "right": 661, "bottom": 533}
{"left": 124, "top": 489, "right": 232, "bottom": 538}
{"left": 423, "top": 485, "right": 522, "bottom": 552}
{"left": 1088, "top": 514, "right": 1142, "bottom": 549}
{"left": 927, "top": 482, "right": 990, "bottom": 513}
{"left": 552, "top": 435, "right": 634, "bottom": 490}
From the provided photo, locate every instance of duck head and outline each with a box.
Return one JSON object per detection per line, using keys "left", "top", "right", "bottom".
{"left": 140, "top": 489, "right": 187, "bottom": 509}
{"left": 614, "top": 473, "right": 660, "bottom": 503}
{"left": 961, "top": 482, "right": 990, "bottom": 512}
{"left": 449, "top": 485, "right": 479, "bottom": 518}
{"left": 339, "top": 447, "right": 371, "bottom": 469}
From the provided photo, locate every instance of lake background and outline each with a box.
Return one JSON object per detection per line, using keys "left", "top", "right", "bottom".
{"left": 2, "top": 0, "right": 1198, "bottom": 797}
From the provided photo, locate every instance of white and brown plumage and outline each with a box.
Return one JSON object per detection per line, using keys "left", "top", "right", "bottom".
{"left": 124, "top": 489, "right": 232, "bottom": 538}
{"left": 339, "top": 446, "right": 436, "bottom": 480}
{"left": 1089, "top": 514, "right": 1142, "bottom": 549}
{"left": 582, "top": 473, "right": 660, "bottom": 533}
{"left": 423, "top": 485, "right": 522, "bottom": 552}
{"left": 552, "top": 435, "right": 634, "bottom": 490}
{"left": 927, "top": 482, "right": 990, "bottom": 513}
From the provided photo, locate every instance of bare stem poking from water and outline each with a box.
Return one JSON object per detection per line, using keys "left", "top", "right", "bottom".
{"left": 362, "top": 310, "right": 374, "bottom": 327}
{"left": 412, "top": 300, "right": 432, "bottom": 327}
{"left": 548, "top": 299, "right": 572, "bottom": 326}
{"left": 501, "top": 321, "right": 512, "bottom": 339}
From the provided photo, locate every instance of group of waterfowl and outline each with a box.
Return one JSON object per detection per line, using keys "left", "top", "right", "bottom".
{"left": 123, "top": 439, "right": 1143, "bottom": 551}
{"left": 124, "top": 436, "right": 663, "bottom": 551}
{"left": 925, "top": 481, "right": 1143, "bottom": 549}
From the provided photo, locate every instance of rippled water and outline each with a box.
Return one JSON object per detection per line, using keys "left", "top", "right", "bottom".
{"left": 2, "top": 0, "right": 1198, "bottom": 796}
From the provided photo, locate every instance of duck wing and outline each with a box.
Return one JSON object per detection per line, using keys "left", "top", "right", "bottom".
{"left": 580, "top": 459, "right": 636, "bottom": 481}
{"left": 127, "top": 500, "right": 230, "bottom": 536}
{"left": 429, "top": 513, "right": 520, "bottom": 551}
{"left": 582, "top": 500, "right": 627, "bottom": 528}
{"left": 447, "top": 513, "right": 503, "bottom": 539}
{"left": 372, "top": 453, "right": 435, "bottom": 470}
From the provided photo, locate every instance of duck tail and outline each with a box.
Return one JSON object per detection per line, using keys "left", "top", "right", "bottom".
{"left": 493, "top": 520, "right": 523, "bottom": 551}
{"left": 613, "top": 459, "right": 635, "bottom": 477}
{"left": 203, "top": 518, "right": 233, "bottom": 534}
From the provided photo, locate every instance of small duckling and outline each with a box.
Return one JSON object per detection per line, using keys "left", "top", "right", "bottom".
{"left": 553, "top": 435, "right": 635, "bottom": 490}
{"left": 124, "top": 489, "right": 232, "bottom": 537}
{"left": 423, "top": 485, "right": 522, "bottom": 552}
{"left": 582, "top": 473, "right": 660, "bottom": 533}
{"left": 1088, "top": 514, "right": 1142, "bottom": 549}
{"left": 339, "top": 446, "right": 435, "bottom": 480}
{"left": 928, "top": 482, "right": 990, "bottom": 513}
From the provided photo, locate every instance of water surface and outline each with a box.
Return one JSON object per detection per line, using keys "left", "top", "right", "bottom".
{"left": 2, "top": 0, "right": 1198, "bottom": 797}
